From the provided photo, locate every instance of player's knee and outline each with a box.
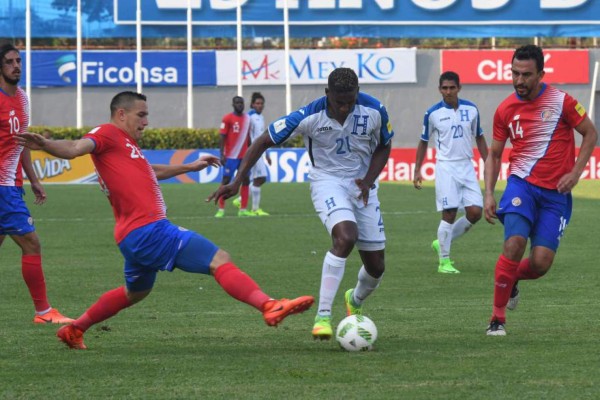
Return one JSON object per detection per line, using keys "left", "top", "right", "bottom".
{"left": 19, "top": 233, "right": 41, "bottom": 254}
{"left": 466, "top": 207, "right": 482, "bottom": 224}
{"left": 210, "top": 249, "right": 232, "bottom": 271}
{"left": 502, "top": 236, "right": 527, "bottom": 260}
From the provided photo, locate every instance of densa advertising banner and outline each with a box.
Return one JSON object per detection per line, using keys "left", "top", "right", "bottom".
{"left": 216, "top": 48, "right": 417, "bottom": 85}
{"left": 21, "top": 51, "right": 216, "bottom": 87}
{"left": 27, "top": 148, "right": 600, "bottom": 184}
{"left": 441, "top": 50, "right": 590, "bottom": 84}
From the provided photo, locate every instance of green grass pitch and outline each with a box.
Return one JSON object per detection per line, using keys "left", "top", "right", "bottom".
{"left": 1, "top": 181, "right": 599, "bottom": 399}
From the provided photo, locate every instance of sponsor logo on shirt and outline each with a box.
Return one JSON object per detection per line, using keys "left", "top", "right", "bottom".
{"left": 317, "top": 126, "right": 332, "bottom": 132}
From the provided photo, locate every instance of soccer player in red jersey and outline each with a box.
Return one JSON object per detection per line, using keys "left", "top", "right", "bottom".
{"left": 484, "top": 45, "right": 598, "bottom": 336}
{"left": 0, "top": 44, "right": 73, "bottom": 324}
{"left": 16, "top": 91, "right": 313, "bottom": 349}
{"left": 214, "top": 96, "right": 253, "bottom": 218}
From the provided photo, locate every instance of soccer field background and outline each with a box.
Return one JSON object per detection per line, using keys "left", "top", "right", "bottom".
{"left": 1, "top": 182, "right": 599, "bottom": 399}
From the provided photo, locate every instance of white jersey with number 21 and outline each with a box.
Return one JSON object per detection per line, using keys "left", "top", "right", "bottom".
{"left": 268, "top": 92, "right": 394, "bottom": 182}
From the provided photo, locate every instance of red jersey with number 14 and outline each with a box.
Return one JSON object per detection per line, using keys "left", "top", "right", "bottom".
{"left": 0, "top": 87, "right": 29, "bottom": 186}
{"left": 84, "top": 124, "right": 166, "bottom": 243}
{"left": 493, "top": 84, "right": 586, "bottom": 189}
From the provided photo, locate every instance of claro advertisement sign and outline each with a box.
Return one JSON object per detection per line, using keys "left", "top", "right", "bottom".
{"left": 441, "top": 50, "right": 590, "bottom": 84}
{"left": 27, "top": 148, "right": 600, "bottom": 184}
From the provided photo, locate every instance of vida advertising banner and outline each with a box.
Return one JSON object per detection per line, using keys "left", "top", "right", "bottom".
{"left": 27, "top": 148, "right": 600, "bottom": 184}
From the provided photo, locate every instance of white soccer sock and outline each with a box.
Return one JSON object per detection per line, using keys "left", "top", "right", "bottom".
{"left": 437, "top": 220, "right": 453, "bottom": 258}
{"left": 353, "top": 266, "right": 382, "bottom": 305}
{"left": 451, "top": 216, "right": 473, "bottom": 241}
{"left": 317, "top": 251, "right": 346, "bottom": 316}
{"left": 251, "top": 185, "right": 261, "bottom": 211}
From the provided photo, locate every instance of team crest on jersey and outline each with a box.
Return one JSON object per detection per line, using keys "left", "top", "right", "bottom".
{"left": 511, "top": 197, "right": 522, "bottom": 207}
{"left": 540, "top": 110, "right": 554, "bottom": 121}
{"left": 27, "top": 217, "right": 34, "bottom": 226}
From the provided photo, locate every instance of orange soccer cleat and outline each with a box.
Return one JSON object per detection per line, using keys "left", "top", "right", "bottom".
{"left": 57, "top": 325, "right": 87, "bottom": 350}
{"left": 262, "top": 296, "right": 314, "bottom": 327}
{"left": 33, "top": 308, "right": 74, "bottom": 324}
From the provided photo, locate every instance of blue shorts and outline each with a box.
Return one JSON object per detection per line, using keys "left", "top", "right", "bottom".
{"left": 118, "top": 219, "right": 219, "bottom": 292}
{"left": 497, "top": 176, "right": 572, "bottom": 251}
{"left": 0, "top": 186, "right": 35, "bottom": 236}
{"left": 223, "top": 158, "right": 249, "bottom": 179}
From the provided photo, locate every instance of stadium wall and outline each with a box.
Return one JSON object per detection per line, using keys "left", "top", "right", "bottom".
{"left": 29, "top": 49, "right": 600, "bottom": 148}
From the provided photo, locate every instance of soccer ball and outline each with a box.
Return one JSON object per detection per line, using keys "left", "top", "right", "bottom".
{"left": 335, "top": 315, "right": 378, "bottom": 352}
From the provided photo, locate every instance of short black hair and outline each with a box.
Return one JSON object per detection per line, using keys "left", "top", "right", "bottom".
{"left": 232, "top": 95, "right": 244, "bottom": 102}
{"left": 110, "top": 91, "right": 146, "bottom": 116}
{"left": 0, "top": 43, "right": 19, "bottom": 66}
{"left": 439, "top": 71, "right": 460, "bottom": 87}
{"left": 328, "top": 68, "right": 359, "bottom": 93}
{"left": 251, "top": 92, "right": 265, "bottom": 104}
{"left": 512, "top": 44, "right": 544, "bottom": 72}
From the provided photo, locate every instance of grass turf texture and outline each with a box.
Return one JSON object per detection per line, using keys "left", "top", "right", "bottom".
{"left": 1, "top": 181, "right": 599, "bottom": 399}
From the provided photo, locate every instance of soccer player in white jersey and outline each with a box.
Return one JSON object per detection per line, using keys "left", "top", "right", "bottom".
{"left": 413, "top": 71, "right": 488, "bottom": 274}
{"left": 209, "top": 68, "right": 394, "bottom": 340}
{"left": 233, "top": 92, "right": 272, "bottom": 216}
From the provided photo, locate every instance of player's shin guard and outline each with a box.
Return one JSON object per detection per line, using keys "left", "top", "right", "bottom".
{"left": 214, "top": 262, "right": 270, "bottom": 310}
{"left": 353, "top": 265, "right": 382, "bottom": 305}
{"left": 22, "top": 254, "right": 50, "bottom": 312}
{"left": 73, "top": 286, "right": 132, "bottom": 332}
{"left": 492, "top": 255, "right": 519, "bottom": 323}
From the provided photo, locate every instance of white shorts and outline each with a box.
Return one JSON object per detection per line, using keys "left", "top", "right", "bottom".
{"left": 435, "top": 160, "right": 483, "bottom": 212}
{"left": 310, "top": 178, "right": 385, "bottom": 251}
{"left": 250, "top": 157, "right": 268, "bottom": 180}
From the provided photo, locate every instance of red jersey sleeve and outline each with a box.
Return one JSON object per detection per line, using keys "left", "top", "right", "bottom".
{"left": 219, "top": 114, "right": 230, "bottom": 135}
{"left": 492, "top": 105, "right": 510, "bottom": 142}
{"left": 561, "top": 92, "right": 586, "bottom": 129}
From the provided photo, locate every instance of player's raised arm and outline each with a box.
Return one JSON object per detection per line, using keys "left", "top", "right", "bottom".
{"left": 16, "top": 133, "right": 95, "bottom": 160}
{"left": 206, "top": 131, "right": 275, "bottom": 203}
{"left": 152, "top": 155, "right": 220, "bottom": 181}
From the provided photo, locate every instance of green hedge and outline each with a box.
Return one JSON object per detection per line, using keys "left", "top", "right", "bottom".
{"left": 29, "top": 126, "right": 303, "bottom": 149}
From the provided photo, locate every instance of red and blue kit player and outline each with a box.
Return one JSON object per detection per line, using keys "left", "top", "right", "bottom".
{"left": 16, "top": 91, "right": 313, "bottom": 349}
{"left": 0, "top": 44, "right": 73, "bottom": 324}
{"left": 214, "top": 96, "right": 252, "bottom": 218}
{"left": 484, "top": 45, "right": 598, "bottom": 336}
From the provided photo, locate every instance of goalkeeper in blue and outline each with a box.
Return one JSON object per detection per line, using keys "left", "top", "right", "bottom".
{"left": 208, "top": 67, "right": 394, "bottom": 340}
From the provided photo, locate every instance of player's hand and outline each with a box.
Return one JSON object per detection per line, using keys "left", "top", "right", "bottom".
{"left": 484, "top": 193, "right": 497, "bottom": 224}
{"left": 30, "top": 181, "right": 47, "bottom": 205}
{"left": 206, "top": 181, "right": 240, "bottom": 204}
{"left": 413, "top": 172, "right": 423, "bottom": 190}
{"left": 557, "top": 171, "right": 579, "bottom": 194}
{"left": 355, "top": 178, "right": 371, "bottom": 207}
{"left": 187, "top": 155, "right": 220, "bottom": 172}
{"left": 15, "top": 132, "right": 46, "bottom": 150}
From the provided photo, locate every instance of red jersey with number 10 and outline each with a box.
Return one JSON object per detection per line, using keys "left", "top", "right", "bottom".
{"left": 84, "top": 123, "right": 166, "bottom": 243}
{"left": 493, "top": 84, "right": 586, "bottom": 190}
{"left": 0, "top": 87, "right": 29, "bottom": 186}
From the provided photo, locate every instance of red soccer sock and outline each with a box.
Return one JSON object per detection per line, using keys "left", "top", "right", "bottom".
{"left": 240, "top": 185, "right": 249, "bottom": 209}
{"left": 516, "top": 258, "right": 542, "bottom": 280}
{"left": 213, "top": 262, "right": 270, "bottom": 310}
{"left": 492, "top": 255, "right": 519, "bottom": 323}
{"left": 73, "top": 286, "right": 132, "bottom": 333}
{"left": 218, "top": 195, "right": 225, "bottom": 209}
{"left": 21, "top": 254, "right": 51, "bottom": 312}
